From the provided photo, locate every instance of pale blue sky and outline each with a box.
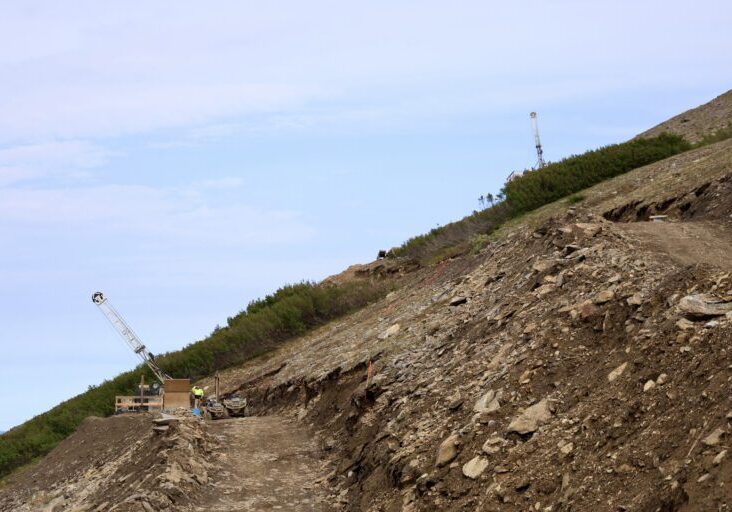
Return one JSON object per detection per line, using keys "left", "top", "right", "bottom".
{"left": 1, "top": 1, "right": 731, "bottom": 431}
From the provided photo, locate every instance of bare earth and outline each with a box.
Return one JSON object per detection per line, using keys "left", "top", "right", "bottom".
{"left": 619, "top": 221, "right": 732, "bottom": 271}
{"left": 186, "top": 417, "right": 332, "bottom": 512}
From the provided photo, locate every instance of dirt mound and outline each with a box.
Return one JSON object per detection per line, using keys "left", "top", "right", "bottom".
{"left": 0, "top": 413, "right": 216, "bottom": 512}
{"left": 638, "top": 89, "right": 732, "bottom": 142}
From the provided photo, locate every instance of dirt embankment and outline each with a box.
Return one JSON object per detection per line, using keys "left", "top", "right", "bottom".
{"left": 0, "top": 414, "right": 216, "bottom": 512}
{"left": 204, "top": 167, "right": 732, "bottom": 511}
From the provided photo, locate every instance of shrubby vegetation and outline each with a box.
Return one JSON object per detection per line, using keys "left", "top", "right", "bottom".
{"left": 393, "top": 133, "right": 691, "bottom": 262}
{"left": 502, "top": 133, "right": 690, "bottom": 213}
{"left": 0, "top": 280, "right": 387, "bottom": 479}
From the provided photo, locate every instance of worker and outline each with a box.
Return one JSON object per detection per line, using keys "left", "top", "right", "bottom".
{"left": 191, "top": 385, "right": 204, "bottom": 409}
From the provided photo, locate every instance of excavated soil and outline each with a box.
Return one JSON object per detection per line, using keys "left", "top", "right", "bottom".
{"left": 184, "top": 416, "right": 331, "bottom": 511}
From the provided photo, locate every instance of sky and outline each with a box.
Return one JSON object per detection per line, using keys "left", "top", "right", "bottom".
{"left": 1, "top": 1, "right": 731, "bottom": 431}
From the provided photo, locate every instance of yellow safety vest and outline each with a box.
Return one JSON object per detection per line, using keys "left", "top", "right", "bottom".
{"left": 192, "top": 387, "right": 204, "bottom": 398}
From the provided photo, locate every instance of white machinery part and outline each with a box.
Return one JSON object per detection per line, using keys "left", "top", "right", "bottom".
{"left": 530, "top": 112, "right": 546, "bottom": 169}
{"left": 92, "top": 291, "right": 171, "bottom": 384}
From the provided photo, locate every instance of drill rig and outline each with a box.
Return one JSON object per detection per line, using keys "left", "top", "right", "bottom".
{"left": 92, "top": 291, "right": 188, "bottom": 412}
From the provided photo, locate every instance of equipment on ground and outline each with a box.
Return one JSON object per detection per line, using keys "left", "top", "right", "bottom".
{"left": 222, "top": 395, "right": 249, "bottom": 417}
{"left": 92, "top": 291, "right": 190, "bottom": 412}
{"left": 202, "top": 372, "right": 250, "bottom": 420}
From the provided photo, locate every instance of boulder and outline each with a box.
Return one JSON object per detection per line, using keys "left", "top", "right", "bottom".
{"left": 435, "top": 434, "right": 461, "bottom": 467}
{"left": 679, "top": 294, "right": 732, "bottom": 319}
{"left": 462, "top": 456, "right": 489, "bottom": 479}
{"left": 507, "top": 399, "right": 553, "bottom": 434}
{"left": 473, "top": 389, "right": 502, "bottom": 414}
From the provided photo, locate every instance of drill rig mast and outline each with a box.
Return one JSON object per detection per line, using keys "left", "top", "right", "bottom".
{"left": 92, "top": 291, "right": 170, "bottom": 384}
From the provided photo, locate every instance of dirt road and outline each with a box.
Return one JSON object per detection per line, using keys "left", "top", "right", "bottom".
{"left": 619, "top": 220, "right": 732, "bottom": 271}
{"left": 187, "top": 416, "right": 332, "bottom": 512}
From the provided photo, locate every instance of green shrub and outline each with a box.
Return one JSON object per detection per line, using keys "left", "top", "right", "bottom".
{"left": 503, "top": 134, "right": 690, "bottom": 213}
{"left": 392, "top": 133, "right": 690, "bottom": 263}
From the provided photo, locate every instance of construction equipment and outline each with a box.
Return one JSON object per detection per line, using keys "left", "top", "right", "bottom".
{"left": 92, "top": 291, "right": 190, "bottom": 411}
{"left": 203, "top": 372, "right": 250, "bottom": 419}
{"left": 530, "top": 111, "right": 546, "bottom": 169}
{"left": 92, "top": 292, "right": 171, "bottom": 384}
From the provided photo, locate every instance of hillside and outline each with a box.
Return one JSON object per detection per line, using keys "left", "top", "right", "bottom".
{"left": 2, "top": 90, "right": 732, "bottom": 511}
{"left": 638, "top": 89, "right": 732, "bottom": 143}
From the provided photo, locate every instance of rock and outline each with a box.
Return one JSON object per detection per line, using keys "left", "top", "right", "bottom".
{"left": 702, "top": 428, "right": 726, "bottom": 447}
{"left": 643, "top": 380, "right": 656, "bottom": 392}
{"left": 559, "top": 441, "right": 574, "bottom": 456}
{"left": 676, "top": 318, "right": 696, "bottom": 330}
{"left": 462, "top": 456, "right": 489, "bottom": 479}
{"left": 608, "top": 362, "right": 628, "bottom": 382}
{"left": 617, "top": 463, "right": 634, "bottom": 474}
{"left": 473, "top": 389, "right": 502, "bottom": 414}
{"left": 482, "top": 436, "right": 503, "bottom": 455}
{"left": 578, "top": 300, "right": 599, "bottom": 320}
{"left": 656, "top": 373, "right": 668, "bottom": 385}
{"left": 679, "top": 294, "right": 732, "bottom": 319}
{"left": 532, "top": 260, "right": 557, "bottom": 273}
{"left": 714, "top": 450, "right": 728, "bottom": 466}
{"left": 153, "top": 414, "right": 179, "bottom": 426}
{"left": 507, "top": 399, "right": 553, "bottom": 435}
{"left": 697, "top": 473, "right": 711, "bottom": 483}
{"left": 449, "top": 296, "right": 468, "bottom": 307}
{"left": 379, "top": 324, "right": 401, "bottom": 340}
{"left": 436, "top": 434, "right": 461, "bottom": 467}
{"left": 447, "top": 394, "right": 464, "bottom": 411}
{"left": 594, "top": 289, "right": 615, "bottom": 304}
{"left": 575, "top": 223, "right": 602, "bottom": 237}
{"left": 45, "top": 496, "right": 67, "bottom": 512}
{"left": 627, "top": 293, "right": 644, "bottom": 306}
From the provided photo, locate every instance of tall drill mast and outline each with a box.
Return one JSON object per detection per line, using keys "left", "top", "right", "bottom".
{"left": 92, "top": 291, "right": 170, "bottom": 384}
{"left": 530, "top": 112, "right": 546, "bottom": 169}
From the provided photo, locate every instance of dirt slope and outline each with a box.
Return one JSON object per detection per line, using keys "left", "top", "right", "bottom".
{"left": 638, "top": 89, "right": 732, "bottom": 142}
{"left": 184, "top": 417, "right": 331, "bottom": 511}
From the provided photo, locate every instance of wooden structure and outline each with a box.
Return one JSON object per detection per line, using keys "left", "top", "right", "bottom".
{"left": 163, "top": 378, "right": 192, "bottom": 410}
{"left": 114, "top": 395, "right": 164, "bottom": 413}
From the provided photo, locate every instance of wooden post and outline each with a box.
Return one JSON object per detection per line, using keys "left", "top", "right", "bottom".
{"left": 215, "top": 372, "right": 220, "bottom": 401}
{"left": 139, "top": 374, "right": 145, "bottom": 412}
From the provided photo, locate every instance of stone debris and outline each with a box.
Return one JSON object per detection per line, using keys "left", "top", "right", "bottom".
{"left": 462, "top": 457, "right": 489, "bottom": 479}
{"left": 379, "top": 323, "right": 401, "bottom": 340}
{"left": 507, "top": 399, "right": 553, "bottom": 435}
{"left": 643, "top": 380, "right": 656, "bottom": 392}
{"left": 435, "top": 435, "right": 461, "bottom": 467}
{"left": 702, "top": 428, "right": 726, "bottom": 447}
{"left": 679, "top": 294, "right": 732, "bottom": 319}
{"left": 608, "top": 362, "right": 628, "bottom": 382}
{"left": 473, "top": 389, "right": 502, "bottom": 414}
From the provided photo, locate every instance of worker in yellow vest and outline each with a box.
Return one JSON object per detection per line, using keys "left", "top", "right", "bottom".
{"left": 191, "top": 385, "right": 204, "bottom": 409}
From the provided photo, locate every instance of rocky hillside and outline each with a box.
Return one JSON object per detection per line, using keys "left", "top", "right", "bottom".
{"left": 2, "top": 93, "right": 732, "bottom": 512}
{"left": 638, "top": 89, "right": 732, "bottom": 142}
{"left": 193, "top": 137, "right": 732, "bottom": 511}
